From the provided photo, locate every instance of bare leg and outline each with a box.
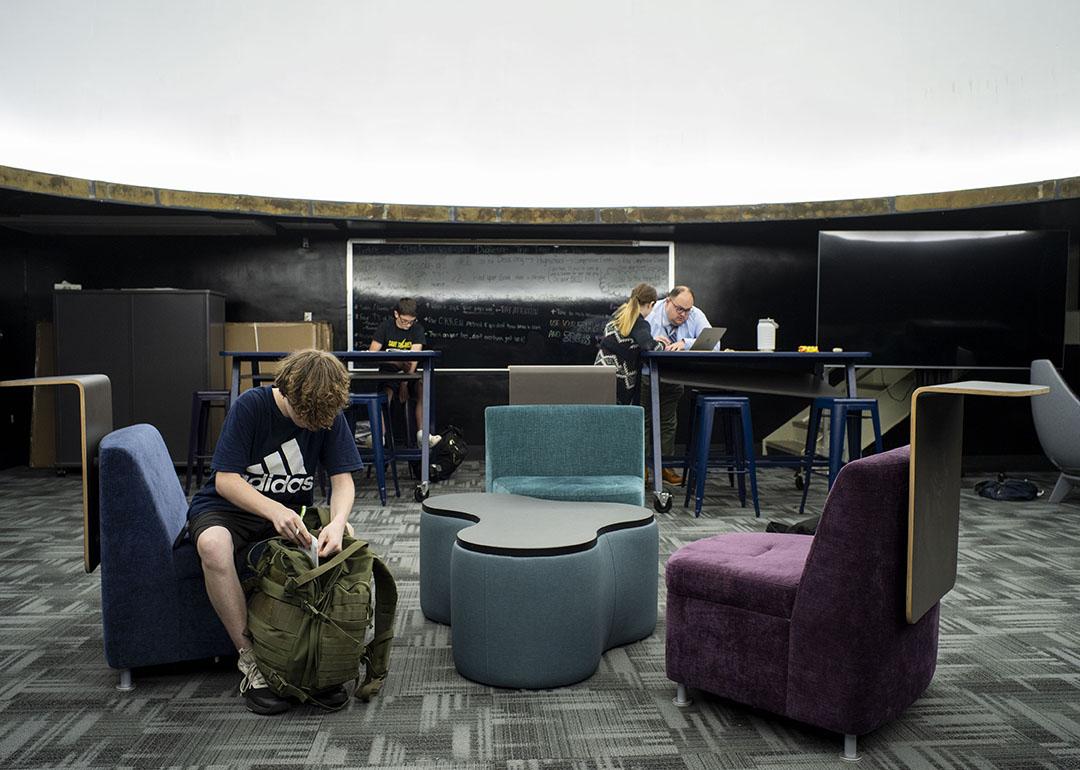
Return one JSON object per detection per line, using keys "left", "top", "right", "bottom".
{"left": 196, "top": 526, "right": 250, "bottom": 651}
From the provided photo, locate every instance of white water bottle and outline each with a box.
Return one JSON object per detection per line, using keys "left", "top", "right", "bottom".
{"left": 757, "top": 318, "right": 779, "bottom": 351}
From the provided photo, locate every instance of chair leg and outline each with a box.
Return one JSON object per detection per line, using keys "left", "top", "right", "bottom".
{"left": 185, "top": 392, "right": 200, "bottom": 494}
{"left": 195, "top": 400, "right": 212, "bottom": 489}
{"left": 369, "top": 401, "right": 388, "bottom": 506}
{"left": 870, "top": 406, "right": 883, "bottom": 454}
{"left": 673, "top": 682, "right": 692, "bottom": 707}
{"left": 841, "top": 733, "right": 860, "bottom": 762}
{"left": 683, "top": 398, "right": 700, "bottom": 508}
{"left": 799, "top": 402, "right": 822, "bottom": 514}
{"left": 116, "top": 668, "right": 134, "bottom": 692}
{"left": 847, "top": 407, "right": 863, "bottom": 462}
{"left": 828, "top": 404, "right": 847, "bottom": 490}
{"left": 730, "top": 413, "right": 746, "bottom": 506}
{"left": 1049, "top": 474, "right": 1074, "bottom": 504}
{"left": 740, "top": 403, "right": 760, "bottom": 518}
{"left": 694, "top": 405, "right": 715, "bottom": 517}
{"left": 723, "top": 412, "right": 736, "bottom": 488}
{"left": 384, "top": 400, "right": 400, "bottom": 498}
{"left": 682, "top": 397, "right": 699, "bottom": 484}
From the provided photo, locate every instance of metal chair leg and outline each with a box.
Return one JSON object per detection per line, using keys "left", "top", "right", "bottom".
{"left": 739, "top": 403, "right": 760, "bottom": 518}
{"left": 694, "top": 405, "right": 715, "bottom": 517}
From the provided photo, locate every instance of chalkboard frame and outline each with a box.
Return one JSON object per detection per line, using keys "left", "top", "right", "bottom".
{"left": 346, "top": 239, "right": 675, "bottom": 370}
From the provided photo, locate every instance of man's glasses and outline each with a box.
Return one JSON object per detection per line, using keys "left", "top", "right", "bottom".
{"left": 671, "top": 302, "right": 693, "bottom": 316}
{"left": 396, "top": 315, "right": 418, "bottom": 326}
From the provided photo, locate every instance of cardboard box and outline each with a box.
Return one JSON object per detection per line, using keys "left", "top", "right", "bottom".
{"left": 223, "top": 321, "right": 334, "bottom": 392}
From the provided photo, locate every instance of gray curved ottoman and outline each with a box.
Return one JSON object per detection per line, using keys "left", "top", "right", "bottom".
{"left": 420, "top": 492, "right": 658, "bottom": 689}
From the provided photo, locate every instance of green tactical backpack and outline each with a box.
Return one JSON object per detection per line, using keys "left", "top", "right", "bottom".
{"left": 245, "top": 507, "right": 397, "bottom": 709}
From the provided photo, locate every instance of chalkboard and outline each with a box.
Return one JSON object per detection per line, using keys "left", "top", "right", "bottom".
{"left": 349, "top": 242, "right": 672, "bottom": 368}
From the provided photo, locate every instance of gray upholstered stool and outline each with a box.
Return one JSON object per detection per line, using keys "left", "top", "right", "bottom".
{"left": 420, "top": 492, "right": 658, "bottom": 689}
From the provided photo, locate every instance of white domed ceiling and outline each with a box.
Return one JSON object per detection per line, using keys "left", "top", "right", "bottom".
{"left": 2, "top": 0, "right": 1078, "bottom": 208}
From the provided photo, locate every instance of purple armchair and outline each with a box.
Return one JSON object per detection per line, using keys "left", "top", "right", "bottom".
{"left": 665, "top": 446, "right": 939, "bottom": 759}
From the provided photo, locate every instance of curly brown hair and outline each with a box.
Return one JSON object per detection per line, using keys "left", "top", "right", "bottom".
{"left": 273, "top": 349, "right": 350, "bottom": 430}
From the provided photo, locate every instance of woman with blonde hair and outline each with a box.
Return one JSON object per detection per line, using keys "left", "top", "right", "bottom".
{"left": 595, "top": 283, "right": 665, "bottom": 405}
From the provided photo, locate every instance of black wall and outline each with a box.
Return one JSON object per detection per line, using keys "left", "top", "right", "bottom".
{"left": 2, "top": 193, "right": 1078, "bottom": 471}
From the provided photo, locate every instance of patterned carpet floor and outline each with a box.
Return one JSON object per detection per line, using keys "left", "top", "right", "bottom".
{"left": 0, "top": 460, "right": 1078, "bottom": 769}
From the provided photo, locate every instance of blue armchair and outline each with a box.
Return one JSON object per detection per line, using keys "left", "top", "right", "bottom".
{"left": 484, "top": 404, "right": 645, "bottom": 506}
{"left": 99, "top": 424, "right": 233, "bottom": 689}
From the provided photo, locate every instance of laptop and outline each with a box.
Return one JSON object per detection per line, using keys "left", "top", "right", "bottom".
{"left": 689, "top": 326, "right": 726, "bottom": 351}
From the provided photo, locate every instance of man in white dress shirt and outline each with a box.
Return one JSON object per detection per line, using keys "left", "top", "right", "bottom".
{"left": 642, "top": 286, "right": 712, "bottom": 484}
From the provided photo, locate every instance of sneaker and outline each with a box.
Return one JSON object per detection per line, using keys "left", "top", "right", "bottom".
{"left": 417, "top": 430, "right": 442, "bottom": 447}
{"left": 310, "top": 684, "right": 349, "bottom": 711}
{"left": 238, "top": 649, "right": 290, "bottom": 715}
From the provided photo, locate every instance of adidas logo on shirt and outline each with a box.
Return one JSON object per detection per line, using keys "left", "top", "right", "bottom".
{"left": 244, "top": 438, "right": 315, "bottom": 494}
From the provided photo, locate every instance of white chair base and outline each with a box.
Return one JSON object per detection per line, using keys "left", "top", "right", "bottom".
{"left": 841, "top": 734, "right": 861, "bottom": 762}
{"left": 1049, "top": 473, "right": 1079, "bottom": 504}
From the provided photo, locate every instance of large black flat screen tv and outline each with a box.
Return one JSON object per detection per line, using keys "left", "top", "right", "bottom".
{"left": 817, "top": 230, "right": 1068, "bottom": 368}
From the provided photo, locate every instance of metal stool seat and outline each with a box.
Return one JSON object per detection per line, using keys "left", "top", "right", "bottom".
{"left": 185, "top": 389, "right": 230, "bottom": 493}
{"left": 798, "top": 396, "right": 883, "bottom": 513}
{"left": 684, "top": 394, "right": 760, "bottom": 518}
{"left": 348, "top": 392, "right": 400, "bottom": 506}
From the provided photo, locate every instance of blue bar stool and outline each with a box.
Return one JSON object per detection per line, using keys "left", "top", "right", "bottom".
{"left": 348, "top": 392, "right": 400, "bottom": 506}
{"left": 681, "top": 390, "right": 736, "bottom": 490}
{"left": 798, "top": 397, "right": 883, "bottom": 513}
{"left": 185, "top": 389, "right": 230, "bottom": 493}
{"left": 683, "top": 394, "right": 760, "bottom": 518}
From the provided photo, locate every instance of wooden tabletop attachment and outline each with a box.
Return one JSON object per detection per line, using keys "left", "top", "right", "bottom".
{"left": 907, "top": 381, "right": 1048, "bottom": 623}
{"left": 1, "top": 375, "right": 113, "bottom": 572}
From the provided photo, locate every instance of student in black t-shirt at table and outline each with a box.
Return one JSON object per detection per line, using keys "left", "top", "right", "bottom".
{"left": 368, "top": 297, "right": 436, "bottom": 444}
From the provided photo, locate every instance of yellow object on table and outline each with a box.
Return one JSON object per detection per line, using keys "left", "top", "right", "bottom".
{"left": 797, "top": 345, "right": 819, "bottom": 353}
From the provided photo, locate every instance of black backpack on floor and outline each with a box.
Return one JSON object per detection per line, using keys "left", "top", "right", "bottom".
{"left": 429, "top": 425, "right": 468, "bottom": 482}
{"left": 411, "top": 425, "right": 469, "bottom": 482}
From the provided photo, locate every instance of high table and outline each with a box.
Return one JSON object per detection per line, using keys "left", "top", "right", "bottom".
{"left": 1, "top": 374, "right": 112, "bottom": 571}
{"left": 222, "top": 350, "right": 442, "bottom": 500}
{"left": 640, "top": 350, "right": 871, "bottom": 512}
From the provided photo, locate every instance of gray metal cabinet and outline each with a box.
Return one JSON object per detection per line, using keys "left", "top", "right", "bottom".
{"left": 55, "top": 289, "right": 225, "bottom": 465}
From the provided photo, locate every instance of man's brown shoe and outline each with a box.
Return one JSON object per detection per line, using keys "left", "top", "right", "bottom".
{"left": 646, "top": 467, "right": 685, "bottom": 485}
{"left": 662, "top": 468, "right": 684, "bottom": 485}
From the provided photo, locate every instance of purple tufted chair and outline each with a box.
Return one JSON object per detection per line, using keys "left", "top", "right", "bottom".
{"left": 665, "top": 446, "right": 939, "bottom": 759}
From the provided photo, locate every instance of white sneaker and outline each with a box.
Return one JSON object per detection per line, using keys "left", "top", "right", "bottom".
{"left": 237, "top": 648, "right": 290, "bottom": 715}
{"left": 237, "top": 648, "right": 269, "bottom": 692}
{"left": 417, "top": 430, "right": 442, "bottom": 447}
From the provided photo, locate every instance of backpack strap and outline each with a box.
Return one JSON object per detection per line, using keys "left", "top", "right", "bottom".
{"left": 356, "top": 555, "right": 398, "bottom": 702}
{"left": 291, "top": 537, "right": 368, "bottom": 588}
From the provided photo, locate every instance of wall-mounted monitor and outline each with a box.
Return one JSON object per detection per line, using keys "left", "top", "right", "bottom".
{"left": 817, "top": 230, "right": 1068, "bottom": 368}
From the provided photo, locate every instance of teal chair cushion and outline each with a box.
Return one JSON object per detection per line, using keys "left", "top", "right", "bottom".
{"left": 485, "top": 405, "right": 645, "bottom": 507}
{"left": 492, "top": 475, "right": 645, "bottom": 506}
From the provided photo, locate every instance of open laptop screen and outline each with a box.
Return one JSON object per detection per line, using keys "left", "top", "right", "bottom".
{"left": 689, "top": 327, "right": 726, "bottom": 351}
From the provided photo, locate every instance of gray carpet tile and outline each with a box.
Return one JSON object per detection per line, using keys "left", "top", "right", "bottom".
{"left": 0, "top": 459, "right": 1078, "bottom": 769}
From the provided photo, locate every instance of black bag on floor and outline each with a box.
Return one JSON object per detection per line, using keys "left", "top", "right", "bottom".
{"left": 410, "top": 426, "right": 469, "bottom": 482}
{"left": 429, "top": 425, "right": 468, "bottom": 482}
{"left": 974, "top": 474, "right": 1041, "bottom": 501}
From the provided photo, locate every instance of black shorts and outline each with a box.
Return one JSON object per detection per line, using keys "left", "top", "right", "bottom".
{"left": 377, "top": 365, "right": 420, "bottom": 401}
{"left": 189, "top": 509, "right": 278, "bottom": 578}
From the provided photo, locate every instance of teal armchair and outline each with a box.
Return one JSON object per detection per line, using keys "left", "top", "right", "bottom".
{"left": 484, "top": 404, "right": 645, "bottom": 506}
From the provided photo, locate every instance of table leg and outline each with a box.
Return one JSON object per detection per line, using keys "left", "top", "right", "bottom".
{"left": 649, "top": 366, "right": 670, "bottom": 512}
{"left": 416, "top": 359, "right": 432, "bottom": 500}
{"left": 845, "top": 364, "right": 858, "bottom": 397}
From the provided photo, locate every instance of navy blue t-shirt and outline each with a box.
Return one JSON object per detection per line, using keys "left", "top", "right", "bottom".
{"left": 187, "top": 387, "right": 363, "bottom": 520}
